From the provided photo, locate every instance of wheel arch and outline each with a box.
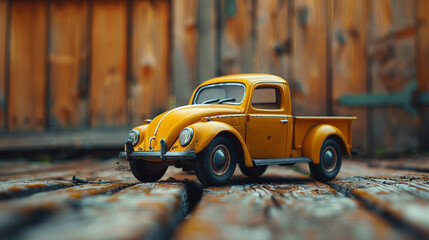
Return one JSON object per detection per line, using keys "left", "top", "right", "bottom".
{"left": 303, "top": 124, "right": 351, "bottom": 164}
{"left": 188, "top": 121, "right": 253, "bottom": 167}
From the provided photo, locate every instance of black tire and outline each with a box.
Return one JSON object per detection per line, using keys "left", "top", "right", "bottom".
{"left": 194, "top": 136, "right": 237, "bottom": 186}
{"left": 239, "top": 162, "right": 267, "bottom": 179}
{"left": 309, "top": 138, "right": 342, "bottom": 182}
{"left": 130, "top": 160, "right": 167, "bottom": 182}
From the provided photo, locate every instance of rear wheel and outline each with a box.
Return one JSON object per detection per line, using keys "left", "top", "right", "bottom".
{"left": 194, "top": 136, "right": 237, "bottom": 186}
{"left": 239, "top": 162, "right": 267, "bottom": 179}
{"left": 130, "top": 160, "right": 167, "bottom": 182}
{"left": 309, "top": 138, "right": 342, "bottom": 182}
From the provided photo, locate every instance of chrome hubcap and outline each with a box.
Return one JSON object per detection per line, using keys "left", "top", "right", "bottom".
{"left": 213, "top": 149, "right": 226, "bottom": 169}
{"left": 322, "top": 146, "right": 337, "bottom": 172}
{"left": 210, "top": 145, "right": 230, "bottom": 175}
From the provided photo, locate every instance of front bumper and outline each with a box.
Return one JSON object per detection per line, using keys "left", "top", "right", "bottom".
{"left": 119, "top": 139, "right": 196, "bottom": 161}
{"left": 119, "top": 150, "right": 196, "bottom": 161}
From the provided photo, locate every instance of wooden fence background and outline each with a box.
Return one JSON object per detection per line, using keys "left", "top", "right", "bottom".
{"left": 0, "top": 0, "right": 428, "bottom": 156}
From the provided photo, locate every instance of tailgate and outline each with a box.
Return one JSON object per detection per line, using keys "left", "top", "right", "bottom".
{"left": 293, "top": 117, "right": 356, "bottom": 149}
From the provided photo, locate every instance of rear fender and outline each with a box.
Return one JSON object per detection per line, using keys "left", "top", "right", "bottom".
{"left": 303, "top": 124, "right": 350, "bottom": 164}
{"left": 171, "top": 121, "right": 253, "bottom": 167}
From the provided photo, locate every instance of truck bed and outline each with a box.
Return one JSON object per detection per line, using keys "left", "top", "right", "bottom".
{"left": 293, "top": 116, "right": 357, "bottom": 150}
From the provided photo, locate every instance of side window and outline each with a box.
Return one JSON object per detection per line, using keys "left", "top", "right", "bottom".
{"left": 251, "top": 87, "right": 281, "bottom": 109}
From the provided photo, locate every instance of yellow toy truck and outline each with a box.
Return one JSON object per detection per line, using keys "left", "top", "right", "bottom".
{"left": 119, "top": 74, "right": 356, "bottom": 186}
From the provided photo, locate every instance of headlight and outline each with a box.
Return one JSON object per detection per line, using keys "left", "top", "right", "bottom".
{"left": 179, "top": 127, "right": 194, "bottom": 146}
{"left": 127, "top": 129, "right": 140, "bottom": 146}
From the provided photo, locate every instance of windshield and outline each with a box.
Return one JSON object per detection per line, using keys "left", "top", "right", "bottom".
{"left": 193, "top": 83, "right": 246, "bottom": 105}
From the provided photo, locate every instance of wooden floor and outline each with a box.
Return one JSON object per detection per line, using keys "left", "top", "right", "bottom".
{"left": 0, "top": 155, "right": 428, "bottom": 240}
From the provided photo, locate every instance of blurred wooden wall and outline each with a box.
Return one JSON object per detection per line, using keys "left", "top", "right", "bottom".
{"left": 0, "top": 0, "right": 428, "bottom": 156}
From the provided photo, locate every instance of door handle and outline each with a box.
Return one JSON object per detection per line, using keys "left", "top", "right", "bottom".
{"left": 280, "top": 119, "right": 288, "bottom": 124}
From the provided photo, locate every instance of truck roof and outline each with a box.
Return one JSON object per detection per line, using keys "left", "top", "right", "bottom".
{"left": 202, "top": 74, "right": 288, "bottom": 86}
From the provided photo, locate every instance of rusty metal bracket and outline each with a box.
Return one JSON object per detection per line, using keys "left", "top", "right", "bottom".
{"left": 338, "top": 81, "right": 429, "bottom": 115}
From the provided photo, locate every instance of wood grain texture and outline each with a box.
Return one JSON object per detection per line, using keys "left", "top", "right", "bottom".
{"left": 220, "top": 0, "right": 254, "bottom": 75}
{"left": 331, "top": 0, "right": 369, "bottom": 154}
{"left": 131, "top": 0, "right": 170, "bottom": 124}
{"left": 49, "top": 0, "right": 89, "bottom": 129}
{"left": 0, "top": 180, "right": 73, "bottom": 199}
{"left": 8, "top": 0, "right": 47, "bottom": 131}
{"left": 12, "top": 183, "right": 188, "bottom": 240}
{"left": 174, "top": 167, "right": 407, "bottom": 240}
{"left": 369, "top": 0, "right": 419, "bottom": 154}
{"left": 1, "top": 157, "right": 429, "bottom": 239}
{"left": 90, "top": 0, "right": 127, "bottom": 127}
{"left": 0, "top": 0, "right": 7, "bottom": 130}
{"left": 292, "top": 0, "right": 327, "bottom": 115}
{"left": 416, "top": 0, "right": 429, "bottom": 149}
{"left": 255, "top": 0, "right": 288, "bottom": 78}
{"left": 197, "top": 0, "right": 216, "bottom": 83}
{"left": 172, "top": 0, "right": 198, "bottom": 106}
{"left": 330, "top": 176, "right": 429, "bottom": 237}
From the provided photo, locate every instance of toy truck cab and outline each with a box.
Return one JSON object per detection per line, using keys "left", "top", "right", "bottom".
{"left": 119, "top": 74, "right": 356, "bottom": 186}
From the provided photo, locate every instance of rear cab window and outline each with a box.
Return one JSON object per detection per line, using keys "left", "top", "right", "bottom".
{"left": 251, "top": 87, "right": 281, "bottom": 110}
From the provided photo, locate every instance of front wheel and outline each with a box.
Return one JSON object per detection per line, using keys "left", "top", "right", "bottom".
{"left": 239, "top": 162, "right": 267, "bottom": 179}
{"left": 309, "top": 138, "right": 342, "bottom": 182}
{"left": 194, "top": 136, "right": 237, "bottom": 186}
{"left": 130, "top": 160, "right": 167, "bottom": 182}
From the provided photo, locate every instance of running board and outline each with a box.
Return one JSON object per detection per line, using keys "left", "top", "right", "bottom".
{"left": 252, "top": 157, "right": 312, "bottom": 166}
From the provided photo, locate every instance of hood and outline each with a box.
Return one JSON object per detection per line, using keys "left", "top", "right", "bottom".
{"left": 143, "top": 104, "right": 241, "bottom": 150}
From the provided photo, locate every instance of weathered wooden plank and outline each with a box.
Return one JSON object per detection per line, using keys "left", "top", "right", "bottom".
{"left": 90, "top": 0, "right": 127, "bottom": 127}
{"left": 369, "top": 0, "right": 419, "bottom": 154}
{"left": 0, "top": 180, "right": 74, "bottom": 199}
{"left": 416, "top": 0, "right": 429, "bottom": 150}
{"left": 0, "top": 127, "right": 128, "bottom": 151}
{"left": 366, "top": 157, "right": 429, "bottom": 173}
{"left": 172, "top": 0, "right": 198, "bottom": 106}
{"left": 219, "top": 0, "right": 254, "bottom": 75}
{"left": 341, "top": 160, "right": 429, "bottom": 178}
{"left": 48, "top": 0, "right": 89, "bottom": 129}
{"left": 174, "top": 167, "right": 407, "bottom": 240}
{"left": 8, "top": 0, "right": 47, "bottom": 131}
{"left": 294, "top": 157, "right": 429, "bottom": 180}
{"left": 131, "top": 0, "right": 170, "bottom": 123}
{"left": 0, "top": 182, "right": 129, "bottom": 239}
{"left": 291, "top": 0, "right": 327, "bottom": 115}
{"left": 0, "top": 0, "right": 7, "bottom": 130}
{"left": 255, "top": 0, "right": 288, "bottom": 78}
{"left": 1, "top": 158, "right": 428, "bottom": 239}
{"left": 197, "top": 0, "right": 216, "bottom": 83}
{"left": 0, "top": 159, "right": 96, "bottom": 176}
{"left": 331, "top": 0, "right": 369, "bottom": 154}
{"left": 2, "top": 183, "right": 188, "bottom": 240}
{"left": 330, "top": 176, "right": 429, "bottom": 238}
{"left": 0, "top": 158, "right": 125, "bottom": 183}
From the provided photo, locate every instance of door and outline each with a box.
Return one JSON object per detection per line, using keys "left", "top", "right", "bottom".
{"left": 246, "top": 84, "right": 290, "bottom": 159}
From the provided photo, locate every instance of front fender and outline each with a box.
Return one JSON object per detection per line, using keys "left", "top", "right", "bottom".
{"left": 132, "top": 124, "right": 149, "bottom": 151}
{"left": 170, "top": 121, "right": 253, "bottom": 167}
{"left": 303, "top": 124, "right": 350, "bottom": 164}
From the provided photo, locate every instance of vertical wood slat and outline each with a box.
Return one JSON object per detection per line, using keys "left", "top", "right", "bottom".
{"left": 197, "top": 0, "right": 217, "bottom": 83}
{"left": 331, "top": 0, "right": 370, "bottom": 154}
{"left": 90, "top": 0, "right": 127, "bottom": 127}
{"left": 220, "top": 0, "right": 254, "bottom": 75}
{"left": 369, "top": 0, "right": 419, "bottom": 154}
{"left": 292, "top": 0, "right": 327, "bottom": 115}
{"left": 255, "top": 0, "right": 288, "bottom": 78}
{"left": 0, "top": 0, "right": 7, "bottom": 130}
{"left": 9, "top": 0, "right": 47, "bottom": 131}
{"left": 416, "top": 0, "right": 429, "bottom": 150}
{"left": 130, "top": 0, "right": 170, "bottom": 124}
{"left": 49, "top": 0, "right": 89, "bottom": 129}
{"left": 172, "top": 0, "right": 198, "bottom": 106}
